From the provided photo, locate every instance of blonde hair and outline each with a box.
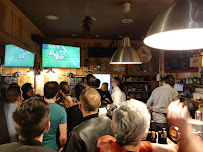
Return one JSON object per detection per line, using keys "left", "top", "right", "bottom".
{"left": 58, "top": 90, "right": 72, "bottom": 108}
{"left": 100, "top": 83, "right": 108, "bottom": 91}
{"left": 80, "top": 87, "right": 101, "bottom": 112}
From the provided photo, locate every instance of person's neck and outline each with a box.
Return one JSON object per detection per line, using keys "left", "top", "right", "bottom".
{"left": 9, "top": 100, "right": 19, "bottom": 105}
{"left": 82, "top": 110, "right": 98, "bottom": 118}
{"left": 44, "top": 97, "right": 55, "bottom": 103}
{"left": 122, "top": 142, "right": 141, "bottom": 152}
{"left": 19, "top": 134, "right": 43, "bottom": 143}
{"left": 113, "top": 86, "right": 119, "bottom": 89}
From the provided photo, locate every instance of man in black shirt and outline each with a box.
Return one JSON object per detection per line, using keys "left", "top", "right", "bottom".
{"left": 21, "top": 83, "right": 34, "bottom": 100}
{"left": 95, "top": 79, "right": 105, "bottom": 102}
{"left": 84, "top": 74, "right": 97, "bottom": 88}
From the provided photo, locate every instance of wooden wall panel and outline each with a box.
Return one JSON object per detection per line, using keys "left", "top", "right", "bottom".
{"left": 0, "top": 0, "right": 44, "bottom": 54}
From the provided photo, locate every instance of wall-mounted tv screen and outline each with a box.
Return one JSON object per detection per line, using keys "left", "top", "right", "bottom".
{"left": 4, "top": 44, "right": 35, "bottom": 67}
{"left": 42, "top": 44, "right": 80, "bottom": 68}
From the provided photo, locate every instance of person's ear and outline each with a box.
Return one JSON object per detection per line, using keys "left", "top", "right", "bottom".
{"left": 142, "top": 133, "right": 148, "bottom": 140}
{"left": 54, "top": 92, "right": 59, "bottom": 100}
{"left": 17, "top": 96, "right": 21, "bottom": 102}
{"left": 84, "top": 80, "right": 87, "bottom": 85}
{"left": 111, "top": 122, "right": 114, "bottom": 133}
{"left": 79, "top": 103, "right": 82, "bottom": 110}
{"left": 45, "top": 121, "right": 50, "bottom": 132}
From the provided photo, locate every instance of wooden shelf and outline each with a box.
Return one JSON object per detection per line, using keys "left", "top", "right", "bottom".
{"left": 127, "top": 91, "right": 150, "bottom": 93}
{"left": 127, "top": 72, "right": 158, "bottom": 76}
{"left": 192, "top": 84, "right": 203, "bottom": 88}
{"left": 190, "top": 98, "right": 203, "bottom": 103}
{"left": 124, "top": 81, "right": 150, "bottom": 83}
{"left": 180, "top": 96, "right": 203, "bottom": 104}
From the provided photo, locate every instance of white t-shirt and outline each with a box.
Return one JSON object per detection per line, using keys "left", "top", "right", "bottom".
{"left": 111, "top": 87, "right": 126, "bottom": 106}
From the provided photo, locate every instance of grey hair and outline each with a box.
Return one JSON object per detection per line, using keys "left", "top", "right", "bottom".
{"left": 112, "top": 99, "right": 151, "bottom": 146}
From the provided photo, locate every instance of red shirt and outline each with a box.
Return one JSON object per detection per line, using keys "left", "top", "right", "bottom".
{"left": 96, "top": 135, "right": 152, "bottom": 152}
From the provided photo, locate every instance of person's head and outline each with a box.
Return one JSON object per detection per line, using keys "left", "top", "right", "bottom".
{"left": 6, "top": 85, "right": 23, "bottom": 104}
{"left": 95, "top": 79, "right": 101, "bottom": 89}
{"left": 79, "top": 87, "right": 101, "bottom": 113}
{"left": 112, "top": 99, "right": 150, "bottom": 146}
{"left": 111, "top": 77, "right": 121, "bottom": 88}
{"left": 60, "top": 81, "right": 70, "bottom": 95}
{"left": 44, "top": 81, "right": 59, "bottom": 99}
{"left": 12, "top": 97, "right": 50, "bottom": 140}
{"left": 164, "top": 75, "right": 175, "bottom": 86}
{"left": 100, "top": 83, "right": 108, "bottom": 91}
{"left": 21, "top": 83, "right": 34, "bottom": 97}
{"left": 75, "top": 82, "right": 88, "bottom": 101}
{"left": 85, "top": 74, "right": 96, "bottom": 88}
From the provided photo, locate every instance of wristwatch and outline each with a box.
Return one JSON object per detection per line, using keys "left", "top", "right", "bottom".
{"left": 169, "top": 126, "right": 181, "bottom": 141}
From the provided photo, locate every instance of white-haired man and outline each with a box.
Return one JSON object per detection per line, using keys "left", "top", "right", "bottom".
{"left": 96, "top": 99, "right": 177, "bottom": 152}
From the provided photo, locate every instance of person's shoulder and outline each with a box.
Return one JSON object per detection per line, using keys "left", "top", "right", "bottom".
{"left": 67, "top": 105, "right": 78, "bottom": 111}
{"left": 34, "top": 146, "right": 56, "bottom": 152}
{"left": 71, "top": 116, "right": 109, "bottom": 132}
{"left": 98, "top": 135, "right": 116, "bottom": 142}
{"left": 0, "top": 142, "right": 20, "bottom": 151}
{"left": 96, "top": 135, "right": 124, "bottom": 152}
{"left": 98, "top": 116, "right": 111, "bottom": 122}
{"left": 0, "top": 142, "right": 56, "bottom": 152}
{"left": 51, "top": 103, "right": 66, "bottom": 111}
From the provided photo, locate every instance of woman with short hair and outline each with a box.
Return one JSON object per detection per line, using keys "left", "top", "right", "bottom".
{"left": 96, "top": 99, "right": 177, "bottom": 152}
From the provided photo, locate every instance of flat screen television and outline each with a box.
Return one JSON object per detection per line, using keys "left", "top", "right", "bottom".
{"left": 4, "top": 44, "right": 35, "bottom": 67}
{"left": 42, "top": 44, "right": 80, "bottom": 68}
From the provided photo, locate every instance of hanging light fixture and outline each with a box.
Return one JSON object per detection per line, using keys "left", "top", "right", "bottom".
{"left": 110, "top": 3, "right": 142, "bottom": 64}
{"left": 110, "top": 37, "right": 142, "bottom": 64}
{"left": 144, "top": 0, "right": 203, "bottom": 50}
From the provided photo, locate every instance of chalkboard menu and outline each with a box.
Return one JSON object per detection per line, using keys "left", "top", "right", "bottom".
{"left": 69, "top": 77, "right": 85, "bottom": 96}
{"left": 164, "top": 51, "right": 197, "bottom": 73}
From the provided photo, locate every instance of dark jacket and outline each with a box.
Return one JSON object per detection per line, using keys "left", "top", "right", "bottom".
{"left": 66, "top": 114, "right": 113, "bottom": 152}
{"left": 0, "top": 103, "right": 10, "bottom": 145}
{"left": 0, "top": 140, "right": 55, "bottom": 152}
{"left": 66, "top": 105, "right": 84, "bottom": 135}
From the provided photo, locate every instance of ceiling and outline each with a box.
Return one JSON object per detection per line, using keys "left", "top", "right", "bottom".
{"left": 11, "top": 0, "right": 174, "bottom": 40}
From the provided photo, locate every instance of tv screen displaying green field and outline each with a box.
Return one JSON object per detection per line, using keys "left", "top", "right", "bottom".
{"left": 4, "top": 44, "right": 35, "bottom": 67}
{"left": 42, "top": 44, "right": 80, "bottom": 68}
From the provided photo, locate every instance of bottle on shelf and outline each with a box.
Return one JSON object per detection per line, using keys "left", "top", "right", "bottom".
{"left": 145, "top": 131, "right": 152, "bottom": 141}
{"left": 158, "top": 128, "right": 167, "bottom": 144}
{"left": 151, "top": 131, "right": 156, "bottom": 143}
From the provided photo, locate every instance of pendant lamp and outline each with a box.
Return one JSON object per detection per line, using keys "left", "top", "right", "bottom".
{"left": 144, "top": 0, "right": 203, "bottom": 50}
{"left": 110, "top": 37, "right": 142, "bottom": 64}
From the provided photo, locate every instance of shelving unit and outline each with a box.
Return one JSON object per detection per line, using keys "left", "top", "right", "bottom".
{"left": 123, "top": 75, "right": 154, "bottom": 103}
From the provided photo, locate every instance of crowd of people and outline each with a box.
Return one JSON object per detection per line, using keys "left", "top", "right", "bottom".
{"left": 0, "top": 74, "right": 202, "bottom": 152}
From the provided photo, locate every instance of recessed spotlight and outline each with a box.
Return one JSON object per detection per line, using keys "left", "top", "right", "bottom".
{"left": 119, "top": 35, "right": 122, "bottom": 38}
{"left": 91, "top": 17, "right": 96, "bottom": 21}
{"left": 122, "top": 18, "right": 133, "bottom": 23}
{"left": 46, "top": 15, "right": 59, "bottom": 20}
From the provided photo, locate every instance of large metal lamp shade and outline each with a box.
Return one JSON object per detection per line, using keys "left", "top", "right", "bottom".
{"left": 144, "top": 0, "right": 203, "bottom": 50}
{"left": 110, "top": 37, "right": 142, "bottom": 64}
